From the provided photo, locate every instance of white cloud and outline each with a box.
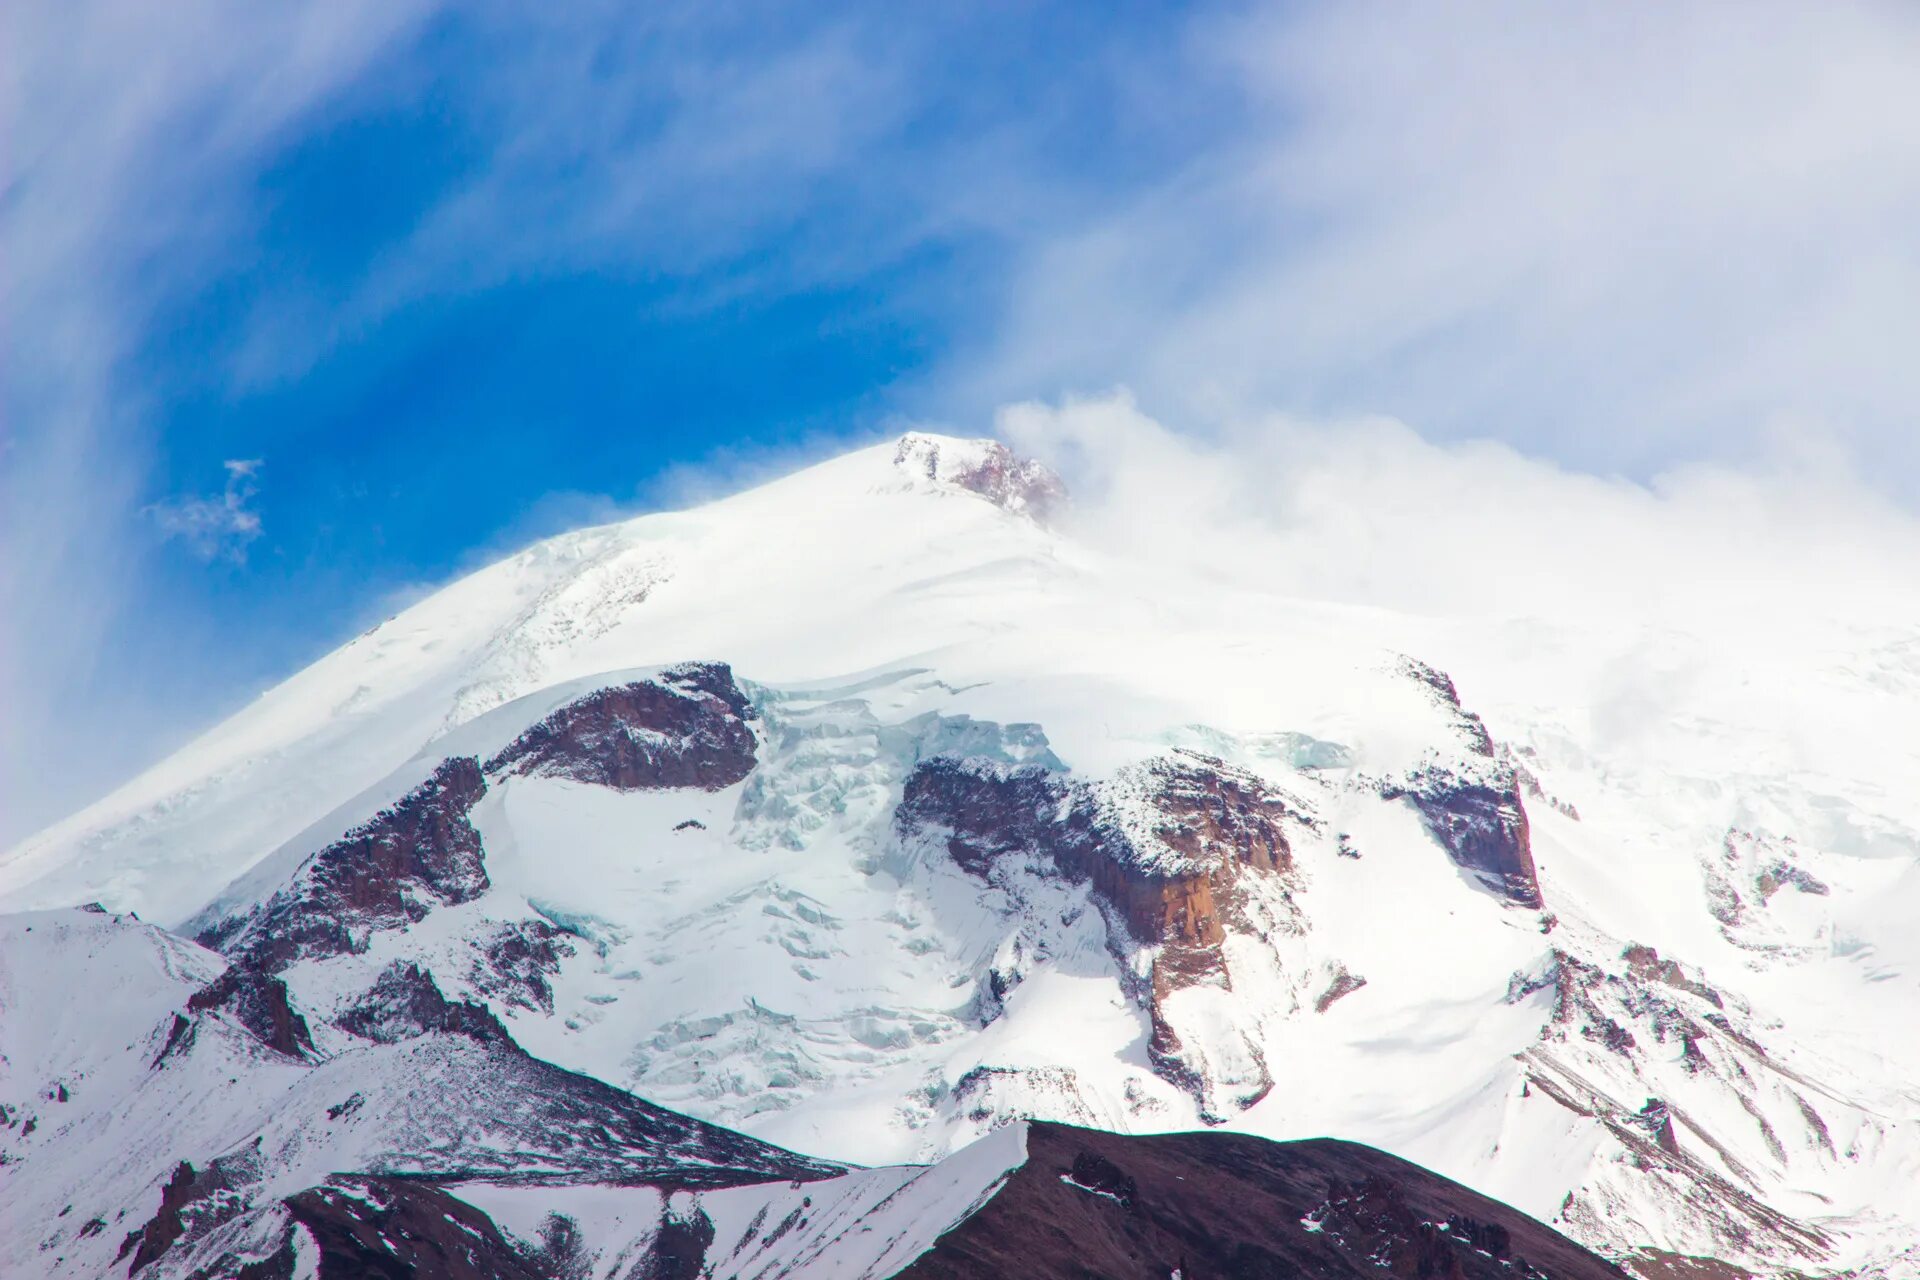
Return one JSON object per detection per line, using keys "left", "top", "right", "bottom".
{"left": 996, "top": 391, "right": 1920, "bottom": 781}
{"left": 223, "top": 13, "right": 939, "bottom": 389}
{"left": 0, "top": 0, "right": 439, "bottom": 843}
{"left": 1000, "top": 391, "right": 1920, "bottom": 629}
{"left": 9, "top": 1, "right": 1920, "bottom": 848}
{"left": 971, "top": 2, "right": 1920, "bottom": 484}
{"left": 149, "top": 459, "right": 266, "bottom": 562}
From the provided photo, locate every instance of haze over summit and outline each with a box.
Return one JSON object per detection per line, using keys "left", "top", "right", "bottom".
{"left": 6, "top": 2, "right": 1920, "bottom": 843}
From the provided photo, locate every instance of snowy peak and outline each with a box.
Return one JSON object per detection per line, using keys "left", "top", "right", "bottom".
{"left": 889, "top": 431, "right": 1066, "bottom": 521}
{"left": 6, "top": 428, "right": 1920, "bottom": 1277}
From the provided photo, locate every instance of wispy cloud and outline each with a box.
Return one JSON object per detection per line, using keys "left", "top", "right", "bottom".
{"left": 148, "top": 460, "right": 266, "bottom": 563}
{"left": 0, "top": 0, "right": 439, "bottom": 841}
{"left": 993, "top": 391, "right": 1920, "bottom": 835}
{"left": 970, "top": 1, "right": 1920, "bottom": 484}
{"left": 223, "top": 9, "right": 1039, "bottom": 390}
{"left": 8, "top": 1, "right": 1920, "bottom": 848}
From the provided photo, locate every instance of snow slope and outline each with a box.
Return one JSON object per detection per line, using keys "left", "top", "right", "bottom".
{"left": 5, "top": 432, "right": 1919, "bottom": 1277}
{"left": 0, "top": 906, "right": 839, "bottom": 1279}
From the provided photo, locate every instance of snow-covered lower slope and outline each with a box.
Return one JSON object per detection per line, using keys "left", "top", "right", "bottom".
{"left": 0, "top": 906, "right": 838, "bottom": 1279}
{"left": 4, "top": 431, "right": 1919, "bottom": 1278}
{"left": 2, "top": 906, "right": 1624, "bottom": 1280}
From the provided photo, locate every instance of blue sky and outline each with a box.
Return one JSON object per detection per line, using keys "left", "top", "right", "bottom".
{"left": 6, "top": 1, "right": 1920, "bottom": 840}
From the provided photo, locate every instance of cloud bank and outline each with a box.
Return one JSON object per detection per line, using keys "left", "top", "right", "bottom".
{"left": 974, "top": 1, "right": 1920, "bottom": 483}
{"left": 995, "top": 391, "right": 1920, "bottom": 836}
{"left": 6, "top": 1, "right": 1920, "bottom": 843}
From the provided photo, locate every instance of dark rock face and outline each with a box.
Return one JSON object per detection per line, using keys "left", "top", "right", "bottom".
{"left": 1400, "top": 659, "right": 1497, "bottom": 755}
{"left": 485, "top": 662, "right": 757, "bottom": 792}
{"left": 199, "top": 757, "right": 490, "bottom": 972}
{"left": 1622, "top": 943, "right": 1723, "bottom": 1009}
{"left": 1384, "top": 659, "right": 1542, "bottom": 908}
{"left": 197, "top": 666, "right": 753, "bottom": 980}
{"left": 1315, "top": 964, "right": 1369, "bottom": 1013}
{"left": 899, "top": 752, "right": 1304, "bottom": 1113}
{"left": 187, "top": 966, "right": 315, "bottom": 1058}
{"left": 335, "top": 962, "right": 510, "bottom": 1045}
{"left": 121, "top": 1154, "right": 256, "bottom": 1275}
{"left": 283, "top": 1180, "right": 547, "bottom": 1280}
{"left": 1548, "top": 951, "right": 1642, "bottom": 1058}
{"left": 1636, "top": 1098, "right": 1682, "bottom": 1156}
{"left": 465, "top": 918, "right": 574, "bottom": 1014}
{"left": 323, "top": 990, "right": 848, "bottom": 1190}
{"left": 1546, "top": 945, "right": 1743, "bottom": 1072}
{"left": 897, "top": 1122, "right": 1628, "bottom": 1280}
{"left": 633, "top": 1207, "right": 717, "bottom": 1280}
{"left": 151, "top": 1013, "right": 197, "bottom": 1069}
{"left": 901, "top": 752, "right": 1296, "bottom": 958}
{"left": 122, "top": 1161, "right": 197, "bottom": 1274}
{"left": 1706, "top": 829, "right": 1832, "bottom": 953}
{"left": 1384, "top": 768, "right": 1540, "bottom": 907}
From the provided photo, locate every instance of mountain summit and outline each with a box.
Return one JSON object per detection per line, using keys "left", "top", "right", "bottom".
{"left": 5, "top": 433, "right": 1918, "bottom": 1278}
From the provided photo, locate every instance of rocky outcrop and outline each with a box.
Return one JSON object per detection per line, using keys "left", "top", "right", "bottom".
{"left": 196, "top": 666, "right": 754, "bottom": 979}
{"left": 120, "top": 1156, "right": 256, "bottom": 1276}
{"left": 186, "top": 966, "right": 315, "bottom": 1058}
{"left": 1383, "top": 658, "right": 1542, "bottom": 908}
{"left": 283, "top": 1180, "right": 548, "bottom": 1280}
{"left": 950, "top": 1065, "right": 1108, "bottom": 1130}
{"left": 899, "top": 751, "right": 1306, "bottom": 1115}
{"left": 1544, "top": 943, "right": 1741, "bottom": 1071}
{"left": 484, "top": 662, "right": 757, "bottom": 792}
{"left": 1385, "top": 766, "right": 1540, "bottom": 906}
{"left": 901, "top": 752, "right": 1297, "bottom": 960}
{"left": 891, "top": 433, "right": 1067, "bottom": 522}
{"left": 1704, "top": 829, "right": 1833, "bottom": 957}
{"left": 335, "top": 962, "right": 511, "bottom": 1045}
{"left": 897, "top": 1122, "right": 1628, "bottom": 1279}
{"left": 198, "top": 757, "right": 490, "bottom": 972}
{"left": 464, "top": 918, "right": 574, "bottom": 1014}
{"left": 1636, "top": 1098, "right": 1682, "bottom": 1156}
{"left": 120, "top": 1161, "right": 197, "bottom": 1274}
{"left": 1314, "top": 964, "right": 1368, "bottom": 1013}
{"left": 1520, "top": 934, "right": 1843, "bottom": 1271}
{"left": 633, "top": 1206, "right": 717, "bottom": 1280}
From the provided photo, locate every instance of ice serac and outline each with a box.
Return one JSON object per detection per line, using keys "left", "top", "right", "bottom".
{"left": 484, "top": 660, "right": 757, "bottom": 791}
{"left": 899, "top": 750, "right": 1311, "bottom": 1118}
{"left": 195, "top": 755, "right": 490, "bottom": 972}
{"left": 897, "top": 1121, "right": 1628, "bottom": 1279}
{"left": 1380, "top": 657, "right": 1542, "bottom": 908}
{"left": 892, "top": 431, "right": 1067, "bottom": 521}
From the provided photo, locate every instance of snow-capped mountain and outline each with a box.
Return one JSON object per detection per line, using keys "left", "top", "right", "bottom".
{"left": 4, "top": 432, "right": 1918, "bottom": 1277}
